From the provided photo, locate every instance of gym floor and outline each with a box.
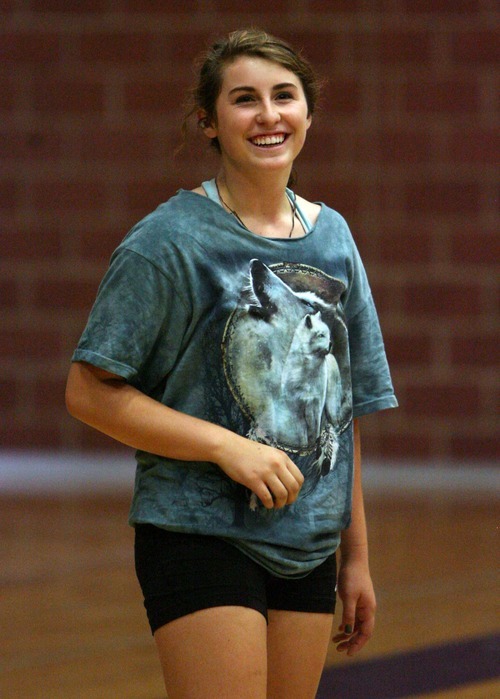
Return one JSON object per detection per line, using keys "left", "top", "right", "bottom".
{"left": 1, "top": 456, "right": 498, "bottom": 698}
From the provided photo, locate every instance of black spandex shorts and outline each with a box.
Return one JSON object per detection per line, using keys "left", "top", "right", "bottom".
{"left": 134, "top": 524, "right": 337, "bottom": 634}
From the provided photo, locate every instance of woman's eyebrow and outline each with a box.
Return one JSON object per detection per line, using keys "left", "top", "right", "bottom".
{"left": 228, "top": 82, "right": 298, "bottom": 96}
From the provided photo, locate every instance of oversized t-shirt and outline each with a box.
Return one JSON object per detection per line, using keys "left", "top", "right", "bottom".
{"left": 72, "top": 187, "right": 397, "bottom": 577}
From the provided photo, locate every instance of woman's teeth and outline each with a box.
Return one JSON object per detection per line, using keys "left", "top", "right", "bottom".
{"left": 251, "top": 134, "right": 286, "bottom": 146}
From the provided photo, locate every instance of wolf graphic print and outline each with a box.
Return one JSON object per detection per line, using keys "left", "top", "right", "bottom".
{"left": 222, "top": 259, "right": 353, "bottom": 503}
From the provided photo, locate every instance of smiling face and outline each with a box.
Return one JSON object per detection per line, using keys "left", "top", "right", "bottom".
{"left": 202, "top": 55, "right": 312, "bottom": 177}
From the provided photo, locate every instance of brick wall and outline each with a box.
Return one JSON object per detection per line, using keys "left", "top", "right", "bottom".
{"left": 1, "top": 2, "right": 498, "bottom": 464}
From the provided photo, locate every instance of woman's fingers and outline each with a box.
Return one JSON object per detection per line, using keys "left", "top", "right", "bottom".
{"left": 280, "top": 461, "right": 304, "bottom": 503}
{"left": 246, "top": 458, "right": 304, "bottom": 509}
{"left": 287, "top": 458, "right": 305, "bottom": 488}
{"left": 216, "top": 436, "right": 304, "bottom": 509}
{"left": 260, "top": 458, "right": 304, "bottom": 509}
{"left": 266, "top": 475, "right": 289, "bottom": 509}
{"left": 253, "top": 483, "right": 275, "bottom": 510}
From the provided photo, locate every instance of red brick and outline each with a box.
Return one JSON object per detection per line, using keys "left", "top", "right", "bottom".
{"left": 0, "top": 422, "right": 63, "bottom": 449}
{"left": 369, "top": 281, "right": 400, "bottom": 316}
{"left": 378, "top": 31, "right": 432, "bottom": 64}
{"left": 31, "top": 0, "right": 106, "bottom": 10}
{"left": 450, "top": 335, "right": 499, "bottom": 367}
{"left": 321, "top": 78, "right": 362, "bottom": 114}
{"left": 0, "top": 280, "right": 17, "bottom": 309}
{"left": 79, "top": 225, "right": 125, "bottom": 263}
{"left": 450, "top": 435, "right": 499, "bottom": 461}
{"left": 452, "top": 31, "right": 500, "bottom": 64}
{"left": 405, "top": 181, "right": 480, "bottom": 215}
{"left": 0, "top": 179, "right": 19, "bottom": 210}
{"left": 286, "top": 32, "right": 342, "bottom": 68}
{"left": 378, "top": 229, "right": 433, "bottom": 264}
{"left": 379, "top": 430, "right": 433, "bottom": 460}
{"left": 404, "top": 79, "right": 479, "bottom": 114}
{"left": 200, "top": 0, "right": 289, "bottom": 11}
{"left": 0, "top": 129, "right": 62, "bottom": 161}
{"left": 304, "top": 128, "right": 339, "bottom": 163}
{"left": 33, "top": 377, "right": 67, "bottom": 411}
{"left": 0, "top": 328, "right": 63, "bottom": 360}
{"left": 1, "top": 7, "right": 497, "bottom": 468}
{"left": 155, "top": 31, "right": 215, "bottom": 63}
{"left": 0, "top": 379, "right": 16, "bottom": 410}
{"left": 323, "top": 179, "right": 362, "bottom": 218}
{"left": 451, "top": 232, "right": 499, "bottom": 265}
{"left": 34, "top": 279, "right": 98, "bottom": 311}
{"left": 348, "top": 132, "right": 377, "bottom": 166}
{"left": 2, "top": 226, "right": 62, "bottom": 259}
{"left": 0, "top": 32, "right": 60, "bottom": 63}
{"left": 80, "top": 33, "right": 152, "bottom": 63}
{"left": 33, "top": 78, "right": 105, "bottom": 114}
{"left": 126, "top": 178, "right": 171, "bottom": 213}
{"left": 122, "top": 0, "right": 198, "bottom": 10}
{"left": 401, "top": 0, "right": 480, "bottom": 12}
{"left": 384, "top": 333, "right": 433, "bottom": 367}
{"left": 378, "top": 129, "right": 433, "bottom": 165}
{"left": 309, "top": 0, "right": 362, "bottom": 10}
{"left": 0, "top": 77, "right": 14, "bottom": 111}
{"left": 124, "top": 80, "right": 189, "bottom": 113}
{"left": 403, "top": 282, "right": 479, "bottom": 317}
{"left": 449, "top": 129, "right": 500, "bottom": 165}
{"left": 78, "top": 127, "right": 153, "bottom": 162}
{"left": 32, "top": 180, "right": 106, "bottom": 211}
{"left": 405, "top": 384, "right": 481, "bottom": 417}
{"left": 376, "top": 179, "right": 404, "bottom": 211}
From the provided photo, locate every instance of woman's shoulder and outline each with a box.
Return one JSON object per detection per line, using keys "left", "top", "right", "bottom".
{"left": 119, "top": 189, "right": 209, "bottom": 249}
{"left": 294, "top": 194, "right": 322, "bottom": 228}
{"left": 191, "top": 185, "right": 208, "bottom": 197}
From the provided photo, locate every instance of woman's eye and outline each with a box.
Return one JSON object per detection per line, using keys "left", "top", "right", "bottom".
{"left": 276, "top": 92, "right": 293, "bottom": 100}
{"left": 235, "top": 94, "right": 255, "bottom": 104}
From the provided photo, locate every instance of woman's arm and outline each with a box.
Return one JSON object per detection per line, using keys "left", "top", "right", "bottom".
{"left": 333, "top": 418, "right": 377, "bottom": 656}
{"left": 65, "top": 361, "right": 303, "bottom": 509}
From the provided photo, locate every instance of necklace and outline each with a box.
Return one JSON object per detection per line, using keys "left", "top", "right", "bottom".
{"left": 215, "top": 178, "right": 298, "bottom": 238}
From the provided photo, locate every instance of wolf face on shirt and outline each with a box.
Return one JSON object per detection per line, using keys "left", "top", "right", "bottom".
{"left": 223, "top": 259, "right": 351, "bottom": 484}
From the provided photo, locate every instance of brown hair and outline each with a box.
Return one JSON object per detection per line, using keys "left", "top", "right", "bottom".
{"left": 182, "top": 28, "right": 322, "bottom": 163}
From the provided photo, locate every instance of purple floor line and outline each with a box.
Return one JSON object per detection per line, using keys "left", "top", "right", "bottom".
{"left": 316, "top": 633, "right": 499, "bottom": 698}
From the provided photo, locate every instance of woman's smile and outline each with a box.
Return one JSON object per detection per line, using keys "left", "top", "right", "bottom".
{"left": 202, "top": 55, "right": 311, "bottom": 174}
{"left": 249, "top": 132, "right": 289, "bottom": 147}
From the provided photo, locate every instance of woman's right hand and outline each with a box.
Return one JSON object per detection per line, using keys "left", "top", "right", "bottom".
{"left": 213, "top": 435, "right": 304, "bottom": 510}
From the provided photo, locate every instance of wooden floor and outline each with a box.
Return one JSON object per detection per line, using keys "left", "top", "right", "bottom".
{"left": 1, "top": 490, "right": 498, "bottom": 698}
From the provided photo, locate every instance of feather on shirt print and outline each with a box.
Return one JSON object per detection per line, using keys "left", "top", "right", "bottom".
{"left": 222, "top": 260, "right": 353, "bottom": 501}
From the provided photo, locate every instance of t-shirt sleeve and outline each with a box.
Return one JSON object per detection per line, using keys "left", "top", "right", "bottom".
{"left": 347, "top": 295, "right": 398, "bottom": 417}
{"left": 342, "top": 235, "right": 398, "bottom": 418}
{"left": 72, "top": 248, "right": 190, "bottom": 390}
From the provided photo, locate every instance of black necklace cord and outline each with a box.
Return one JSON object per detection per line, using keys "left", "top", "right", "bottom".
{"left": 215, "top": 179, "right": 298, "bottom": 238}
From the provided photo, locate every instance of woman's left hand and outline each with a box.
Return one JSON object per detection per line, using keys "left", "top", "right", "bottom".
{"left": 332, "top": 558, "right": 376, "bottom": 656}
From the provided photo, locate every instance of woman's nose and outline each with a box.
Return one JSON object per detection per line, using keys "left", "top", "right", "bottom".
{"left": 256, "top": 99, "right": 280, "bottom": 124}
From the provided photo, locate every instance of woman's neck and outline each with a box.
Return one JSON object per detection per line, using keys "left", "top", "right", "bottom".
{"left": 216, "top": 167, "right": 293, "bottom": 228}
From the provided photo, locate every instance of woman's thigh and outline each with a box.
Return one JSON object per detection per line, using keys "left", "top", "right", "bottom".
{"left": 154, "top": 605, "right": 268, "bottom": 699}
{"left": 267, "top": 609, "right": 334, "bottom": 699}
{"left": 135, "top": 526, "right": 336, "bottom": 697}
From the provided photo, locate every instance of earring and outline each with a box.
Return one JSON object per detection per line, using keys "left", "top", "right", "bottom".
{"left": 198, "top": 118, "right": 208, "bottom": 129}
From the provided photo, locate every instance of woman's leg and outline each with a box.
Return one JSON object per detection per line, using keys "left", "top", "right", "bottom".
{"left": 266, "top": 610, "right": 334, "bottom": 699}
{"left": 154, "top": 605, "right": 268, "bottom": 699}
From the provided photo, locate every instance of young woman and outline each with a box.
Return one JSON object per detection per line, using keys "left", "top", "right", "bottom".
{"left": 66, "top": 29, "right": 397, "bottom": 699}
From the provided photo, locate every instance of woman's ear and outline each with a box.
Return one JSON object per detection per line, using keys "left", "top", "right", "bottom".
{"left": 197, "top": 110, "right": 217, "bottom": 138}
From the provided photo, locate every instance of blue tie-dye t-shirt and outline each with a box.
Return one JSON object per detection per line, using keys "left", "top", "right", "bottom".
{"left": 72, "top": 188, "right": 397, "bottom": 577}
